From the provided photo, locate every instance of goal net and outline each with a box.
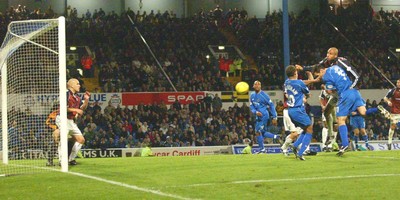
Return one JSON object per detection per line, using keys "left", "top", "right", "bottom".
{"left": 0, "top": 17, "right": 68, "bottom": 176}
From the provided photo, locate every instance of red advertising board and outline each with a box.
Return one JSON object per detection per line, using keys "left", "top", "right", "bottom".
{"left": 122, "top": 92, "right": 206, "bottom": 105}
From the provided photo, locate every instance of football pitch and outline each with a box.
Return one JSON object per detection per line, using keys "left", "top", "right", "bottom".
{"left": 1, "top": 150, "right": 399, "bottom": 199}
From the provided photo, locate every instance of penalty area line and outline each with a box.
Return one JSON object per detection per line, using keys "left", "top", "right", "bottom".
{"left": 165, "top": 173, "right": 400, "bottom": 188}
{"left": 68, "top": 171, "right": 197, "bottom": 200}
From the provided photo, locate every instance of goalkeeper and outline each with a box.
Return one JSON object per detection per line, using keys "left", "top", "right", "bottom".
{"left": 45, "top": 108, "right": 59, "bottom": 166}
{"left": 46, "top": 106, "right": 75, "bottom": 166}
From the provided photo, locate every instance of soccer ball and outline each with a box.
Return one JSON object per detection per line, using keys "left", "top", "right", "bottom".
{"left": 235, "top": 81, "right": 249, "bottom": 94}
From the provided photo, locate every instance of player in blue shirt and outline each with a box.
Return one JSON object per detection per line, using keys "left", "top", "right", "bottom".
{"left": 300, "top": 47, "right": 360, "bottom": 89}
{"left": 315, "top": 65, "right": 377, "bottom": 156}
{"left": 349, "top": 112, "right": 371, "bottom": 151}
{"left": 296, "top": 47, "right": 359, "bottom": 148}
{"left": 250, "top": 80, "right": 280, "bottom": 154}
{"left": 284, "top": 65, "right": 313, "bottom": 160}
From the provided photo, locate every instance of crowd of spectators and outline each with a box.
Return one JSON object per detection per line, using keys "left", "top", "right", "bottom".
{"left": 1, "top": 3, "right": 399, "bottom": 149}
{"left": 66, "top": 7, "right": 231, "bottom": 92}
{"left": 2, "top": 3, "right": 398, "bottom": 91}
{"left": 227, "top": 2, "right": 400, "bottom": 90}
{"left": 69, "top": 95, "right": 398, "bottom": 149}
{"left": 80, "top": 98, "right": 257, "bottom": 149}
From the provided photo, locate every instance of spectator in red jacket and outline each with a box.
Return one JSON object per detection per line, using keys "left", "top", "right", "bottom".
{"left": 81, "top": 54, "right": 94, "bottom": 78}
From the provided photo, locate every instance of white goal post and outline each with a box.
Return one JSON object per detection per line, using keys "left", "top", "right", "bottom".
{"left": 0, "top": 17, "right": 68, "bottom": 175}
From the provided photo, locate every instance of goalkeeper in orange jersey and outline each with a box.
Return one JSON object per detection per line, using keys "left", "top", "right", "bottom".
{"left": 46, "top": 107, "right": 77, "bottom": 166}
{"left": 45, "top": 108, "right": 60, "bottom": 166}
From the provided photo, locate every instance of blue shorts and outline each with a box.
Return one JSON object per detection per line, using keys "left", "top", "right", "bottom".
{"left": 336, "top": 89, "right": 365, "bottom": 117}
{"left": 288, "top": 107, "right": 311, "bottom": 127}
{"left": 255, "top": 115, "right": 269, "bottom": 133}
{"left": 350, "top": 115, "right": 365, "bottom": 129}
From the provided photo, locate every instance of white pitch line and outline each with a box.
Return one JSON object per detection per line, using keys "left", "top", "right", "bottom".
{"left": 164, "top": 173, "right": 400, "bottom": 188}
{"left": 361, "top": 156, "right": 399, "bottom": 160}
{"left": 5, "top": 164, "right": 196, "bottom": 200}
{"left": 68, "top": 171, "right": 197, "bottom": 200}
{"left": 232, "top": 174, "right": 400, "bottom": 184}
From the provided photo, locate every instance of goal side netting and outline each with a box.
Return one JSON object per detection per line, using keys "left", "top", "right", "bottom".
{"left": 0, "top": 17, "right": 68, "bottom": 176}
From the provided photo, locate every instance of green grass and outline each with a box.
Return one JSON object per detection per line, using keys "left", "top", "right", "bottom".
{"left": 1, "top": 150, "right": 399, "bottom": 200}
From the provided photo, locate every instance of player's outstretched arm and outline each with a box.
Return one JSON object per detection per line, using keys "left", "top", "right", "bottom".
{"left": 303, "top": 71, "right": 321, "bottom": 85}
{"left": 68, "top": 107, "right": 83, "bottom": 115}
{"left": 80, "top": 91, "right": 91, "bottom": 110}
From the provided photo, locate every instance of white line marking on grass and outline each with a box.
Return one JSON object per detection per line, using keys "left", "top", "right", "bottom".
{"left": 167, "top": 174, "right": 400, "bottom": 188}
{"left": 232, "top": 174, "right": 400, "bottom": 184}
{"left": 361, "top": 156, "right": 400, "bottom": 160}
{"left": 6, "top": 164, "right": 196, "bottom": 200}
{"left": 68, "top": 171, "right": 197, "bottom": 200}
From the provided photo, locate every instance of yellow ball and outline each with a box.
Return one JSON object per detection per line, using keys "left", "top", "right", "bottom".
{"left": 235, "top": 81, "right": 249, "bottom": 94}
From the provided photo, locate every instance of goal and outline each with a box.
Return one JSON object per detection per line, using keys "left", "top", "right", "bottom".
{"left": 0, "top": 17, "right": 68, "bottom": 176}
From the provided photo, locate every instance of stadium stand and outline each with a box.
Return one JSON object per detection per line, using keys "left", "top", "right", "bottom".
{"left": 0, "top": 4, "right": 398, "bottom": 149}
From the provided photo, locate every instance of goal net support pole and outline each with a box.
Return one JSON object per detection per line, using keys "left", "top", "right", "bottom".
{"left": 2, "top": 63, "right": 8, "bottom": 165}
{"left": 58, "top": 17, "right": 68, "bottom": 172}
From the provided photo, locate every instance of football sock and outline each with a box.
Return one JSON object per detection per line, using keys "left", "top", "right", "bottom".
{"left": 281, "top": 135, "right": 293, "bottom": 151}
{"left": 388, "top": 129, "right": 394, "bottom": 144}
{"left": 257, "top": 135, "right": 265, "bottom": 150}
{"left": 362, "top": 135, "right": 369, "bottom": 148}
{"left": 293, "top": 133, "right": 305, "bottom": 148}
{"left": 69, "top": 142, "right": 83, "bottom": 162}
{"left": 332, "top": 131, "right": 338, "bottom": 140}
{"left": 322, "top": 128, "right": 328, "bottom": 144}
{"left": 339, "top": 125, "right": 349, "bottom": 148}
{"left": 354, "top": 135, "right": 359, "bottom": 148}
{"left": 298, "top": 133, "right": 312, "bottom": 156}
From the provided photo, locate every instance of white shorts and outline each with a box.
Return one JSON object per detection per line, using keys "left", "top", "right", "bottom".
{"left": 56, "top": 115, "right": 83, "bottom": 136}
{"left": 283, "top": 109, "right": 296, "bottom": 132}
{"left": 390, "top": 114, "right": 400, "bottom": 124}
